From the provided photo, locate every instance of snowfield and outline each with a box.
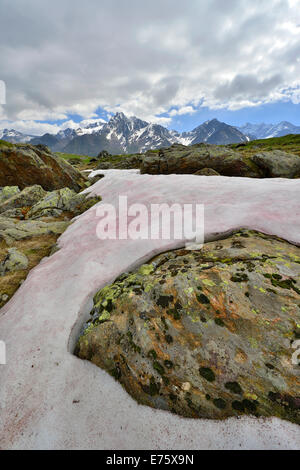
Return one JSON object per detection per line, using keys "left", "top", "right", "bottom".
{"left": 0, "top": 171, "right": 300, "bottom": 449}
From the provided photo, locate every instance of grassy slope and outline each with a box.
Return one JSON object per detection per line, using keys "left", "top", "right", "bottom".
{"left": 230, "top": 134, "right": 300, "bottom": 158}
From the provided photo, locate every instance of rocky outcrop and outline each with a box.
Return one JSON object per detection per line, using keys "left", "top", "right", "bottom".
{"left": 76, "top": 230, "right": 300, "bottom": 424}
{"left": 0, "top": 185, "right": 46, "bottom": 214}
{"left": 140, "top": 144, "right": 262, "bottom": 177}
{"left": 251, "top": 151, "right": 300, "bottom": 178}
{"left": 140, "top": 144, "right": 300, "bottom": 178}
{"left": 96, "top": 153, "right": 142, "bottom": 170}
{"left": 0, "top": 184, "right": 101, "bottom": 220}
{"left": 0, "top": 142, "right": 88, "bottom": 191}
{"left": 0, "top": 183, "right": 101, "bottom": 307}
{"left": 0, "top": 216, "right": 69, "bottom": 245}
{"left": 27, "top": 188, "right": 101, "bottom": 219}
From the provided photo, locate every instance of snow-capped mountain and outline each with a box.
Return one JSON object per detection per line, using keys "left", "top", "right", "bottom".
{"left": 0, "top": 116, "right": 250, "bottom": 155}
{"left": 61, "top": 114, "right": 248, "bottom": 155}
{"left": 0, "top": 128, "right": 33, "bottom": 143}
{"left": 237, "top": 121, "right": 300, "bottom": 140}
{"left": 2, "top": 114, "right": 300, "bottom": 156}
{"left": 63, "top": 113, "right": 180, "bottom": 155}
{"left": 182, "top": 118, "right": 248, "bottom": 146}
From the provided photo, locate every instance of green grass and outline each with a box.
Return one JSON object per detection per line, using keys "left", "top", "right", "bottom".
{"left": 0, "top": 139, "right": 14, "bottom": 148}
{"left": 230, "top": 134, "right": 300, "bottom": 158}
{"left": 55, "top": 152, "right": 93, "bottom": 164}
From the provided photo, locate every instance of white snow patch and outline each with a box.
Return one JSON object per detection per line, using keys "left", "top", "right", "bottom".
{"left": 0, "top": 173, "right": 300, "bottom": 450}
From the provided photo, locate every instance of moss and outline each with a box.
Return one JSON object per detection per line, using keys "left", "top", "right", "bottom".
{"left": 242, "top": 399, "right": 257, "bottom": 412}
{"left": 148, "top": 349, "right": 157, "bottom": 360}
{"left": 225, "top": 381, "right": 243, "bottom": 394}
{"left": 231, "top": 273, "right": 249, "bottom": 282}
{"left": 168, "top": 303, "right": 182, "bottom": 320}
{"left": 162, "top": 376, "right": 170, "bottom": 385}
{"left": 153, "top": 361, "right": 165, "bottom": 375}
{"left": 165, "top": 334, "right": 173, "bottom": 344}
{"left": 232, "top": 400, "right": 245, "bottom": 412}
{"left": 213, "top": 398, "right": 227, "bottom": 410}
{"left": 197, "top": 293, "right": 210, "bottom": 304}
{"left": 157, "top": 295, "right": 174, "bottom": 308}
{"left": 111, "top": 366, "right": 121, "bottom": 380}
{"left": 149, "top": 377, "right": 160, "bottom": 396}
{"left": 215, "top": 318, "right": 225, "bottom": 327}
{"left": 199, "top": 367, "right": 215, "bottom": 382}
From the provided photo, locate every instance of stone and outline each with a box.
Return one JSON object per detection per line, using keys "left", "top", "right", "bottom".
{"left": 194, "top": 168, "right": 221, "bottom": 176}
{"left": 0, "top": 216, "right": 69, "bottom": 245}
{"left": 76, "top": 230, "right": 300, "bottom": 424}
{"left": 0, "top": 186, "right": 20, "bottom": 204}
{"left": 0, "top": 185, "right": 46, "bottom": 214}
{"left": 0, "top": 208, "right": 27, "bottom": 219}
{"left": 0, "top": 248, "right": 28, "bottom": 275}
{"left": 0, "top": 143, "right": 88, "bottom": 191}
{"left": 97, "top": 150, "right": 111, "bottom": 159}
{"left": 140, "top": 144, "right": 262, "bottom": 177}
{"left": 27, "top": 188, "right": 101, "bottom": 219}
{"left": 251, "top": 150, "right": 300, "bottom": 178}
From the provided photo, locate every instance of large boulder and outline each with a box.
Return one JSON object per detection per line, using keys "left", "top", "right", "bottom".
{"left": 0, "top": 185, "right": 46, "bottom": 214}
{"left": 0, "top": 216, "right": 69, "bottom": 245}
{"left": 251, "top": 150, "right": 300, "bottom": 178}
{"left": 0, "top": 248, "right": 28, "bottom": 275}
{"left": 0, "top": 143, "right": 88, "bottom": 191}
{"left": 27, "top": 188, "right": 101, "bottom": 219}
{"left": 140, "top": 144, "right": 262, "bottom": 177}
{"left": 76, "top": 230, "right": 300, "bottom": 424}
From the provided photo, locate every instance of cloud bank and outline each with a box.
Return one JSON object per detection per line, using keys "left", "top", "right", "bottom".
{"left": 0, "top": 0, "right": 299, "bottom": 133}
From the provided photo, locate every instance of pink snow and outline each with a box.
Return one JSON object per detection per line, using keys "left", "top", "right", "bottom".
{"left": 0, "top": 170, "right": 300, "bottom": 449}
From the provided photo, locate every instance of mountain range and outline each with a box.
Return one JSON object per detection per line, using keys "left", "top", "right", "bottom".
{"left": 236, "top": 121, "right": 300, "bottom": 140}
{"left": 1, "top": 114, "right": 300, "bottom": 156}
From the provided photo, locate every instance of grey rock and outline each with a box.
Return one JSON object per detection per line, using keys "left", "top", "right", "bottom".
{"left": 0, "top": 248, "right": 28, "bottom": 275}
{"left": 0, "top": 216, "right": 69, "bottom": 245}
{"left": 251, "top": 150, "right": 300, "bottom": 178}
{"left": 0, "top": 185, "right": 46, "bottom": 214}
{"left": 0, "top": 186, "right": 20, "bottom": 205}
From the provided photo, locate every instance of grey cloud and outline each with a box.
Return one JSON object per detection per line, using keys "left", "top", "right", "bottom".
{"left": 0, "top": 0, "right": 298, "bottom": 122}
{"left": 214, "top": 74, "right": 283, "bottom": 100}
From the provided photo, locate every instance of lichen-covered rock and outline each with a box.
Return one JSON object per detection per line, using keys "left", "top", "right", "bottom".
{"left": 0, "top": 248, "right": 28, "bottom": 275}
{"left": 0, "top": 208, "right": 27, "bottom": 219}
{"left": 251, "top": 150, "right": 300, "bottom": 178}
{"left": 0, "top": 216, "right": 69, "bottom": 245}
{"left": 27, "top": 188, "right": 101, "bottom": 219}
{"left": 76, "top": 230, "right": 300, "bottom": 424}
{"left": 0, "top": 186, "right": 20, "bottom": 204}
{"left": 0, "top": 143, "right": 88, "bottom": 191}
{"left": 0, "top": 185, "right": 46, "bottom": 214}
{"left": 194, "top": 168, "right": 221, "bottom": 176}
{"left": 140, "top": 144, "right": 262, "bottom": 177}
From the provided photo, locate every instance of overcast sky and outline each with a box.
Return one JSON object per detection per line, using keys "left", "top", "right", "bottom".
{"left": 0, "top": 0, "right": 299, "bottom": 135}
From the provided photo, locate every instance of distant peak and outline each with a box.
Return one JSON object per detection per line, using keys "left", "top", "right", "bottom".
{"left": 204, "top": 118, "right": 219, "bottom": 125}
{"left": 113, "top": 112, "right": 126, "bottom": 119}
